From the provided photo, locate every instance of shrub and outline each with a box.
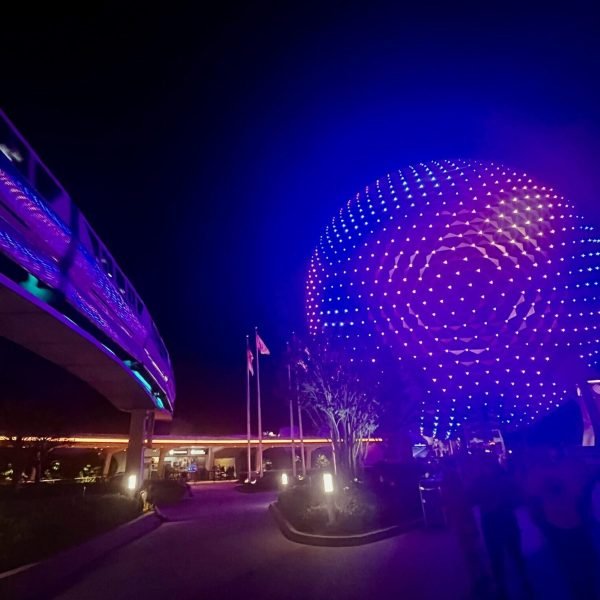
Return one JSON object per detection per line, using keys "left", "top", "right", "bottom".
{"left": 0, "top": 491, "right": 141, "bottom": 572}
{"left": 335, "top": 484, "right": 378, "bottom": 533}
{"left": 278, "top": 485, "right": 328, "bottom": 533}
{"left": 277, "top": 471, "right": 422, "bottom": 535}
{"left": 144, "top": 479, "right": 188, "bottom": 506}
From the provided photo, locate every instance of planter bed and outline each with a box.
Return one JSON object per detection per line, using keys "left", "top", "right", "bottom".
{"left": 275, "top": 475, "right": 423, "bottom": 538}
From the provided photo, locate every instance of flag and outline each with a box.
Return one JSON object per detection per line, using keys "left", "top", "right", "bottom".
{"left": 247, "top": 349, "right": 254, "bottom": 375}
{"left": 256, "top": 333, "right": 270, "bottom": 355}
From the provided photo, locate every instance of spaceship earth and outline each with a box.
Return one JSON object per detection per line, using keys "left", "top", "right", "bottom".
{"left": 306, "top": 159, "right": 600, "bottom": 438}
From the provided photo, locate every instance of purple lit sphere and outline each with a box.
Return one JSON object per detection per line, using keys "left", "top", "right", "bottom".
{"left": 306, "top": 160, "right": 600, "bottom": 438}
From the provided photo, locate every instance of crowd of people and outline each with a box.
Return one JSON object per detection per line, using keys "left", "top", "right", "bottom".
{"left": 445, "top": 448, "right": 600, "bottom": 599}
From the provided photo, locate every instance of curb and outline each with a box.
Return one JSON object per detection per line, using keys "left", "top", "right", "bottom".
{"left": 0, "top": 510, "right": 164, "bottom": 600}
{"left": 154, "top": 504, "right": 170, "bottom": 521}
{"left": 269, "top": 502, "right": 421, "bottom": 547}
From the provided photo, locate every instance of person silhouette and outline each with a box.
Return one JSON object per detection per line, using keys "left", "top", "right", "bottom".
{"left": 471, "top": 458, "right": 532, "bottom": 599}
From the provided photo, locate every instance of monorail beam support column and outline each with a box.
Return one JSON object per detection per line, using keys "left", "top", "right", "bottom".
{"left": 126, "top": 410, "right": 154, "bottom": 489}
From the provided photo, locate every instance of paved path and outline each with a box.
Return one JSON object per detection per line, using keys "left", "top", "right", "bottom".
{"left": 55, "top": 482, "right": 470, "bottom": 600}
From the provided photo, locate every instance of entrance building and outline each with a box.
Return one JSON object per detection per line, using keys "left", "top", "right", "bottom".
{"left": 0, "top": 434, "right": 382, "bottom": 481}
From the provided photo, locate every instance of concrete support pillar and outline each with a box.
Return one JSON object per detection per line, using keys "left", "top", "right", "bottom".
{"left": 205, "top": 447, "right": 215, "bottom": 472}
{"left": 113, "top": 450, "right": 127, "bottom": 473}
{"left": 126, "top": 410, "right": 154, "bottom": 487}
{"left": 305, "top": 447, "right": 315, "bottom": 471}
{"left": 103, "top": 449, "right": 116, "bottom": 477}
{"left": 157, "top": 447, "right": 168, "bottom": 479}
{"left": 143, "top": 413, "right": 154, "bottom": 480}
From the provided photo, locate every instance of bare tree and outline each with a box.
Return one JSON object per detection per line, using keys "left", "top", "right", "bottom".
{"left": 299, "top": 345, "right": 380, "bottom": 480}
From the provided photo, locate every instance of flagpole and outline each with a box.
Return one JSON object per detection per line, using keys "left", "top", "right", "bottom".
{"left": 255, "top": 327, "right": 263, "bottom": 477}
{"left": 245, "top": 335, "right": 252, "bottom": 482}
{"left": 286, "top": 347, "right": 297, "bottom": 478}
{"left": 296, "top": 367, "right": 307, "bottom": 477}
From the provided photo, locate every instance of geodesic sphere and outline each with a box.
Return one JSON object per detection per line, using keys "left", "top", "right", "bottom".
{"left": 306, "top": 159, "right": 600, "bottom": 438}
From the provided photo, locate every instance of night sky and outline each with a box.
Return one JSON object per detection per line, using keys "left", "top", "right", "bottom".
{"left": 2, "top": 4, "right": 600, "bottom": 435}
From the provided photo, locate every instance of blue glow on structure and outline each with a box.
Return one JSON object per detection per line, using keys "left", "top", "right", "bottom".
{"left": 307, "top": 159, "right": 600, "bottom": 439}
{"left": 20, "top": 273, "right": 53, "bottom": 302}
{"left": 131, "top": 369, "right": 153, "bottom": 395}
{"left": 130, "top": 369, "right": 165, "bottom": 410}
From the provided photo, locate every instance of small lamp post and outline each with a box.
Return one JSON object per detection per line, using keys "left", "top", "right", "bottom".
{"left": 323, "top": 472, "right": 335, "bottom": 524}
{"left": 322, "top": 472, "right": 334, "bottom": 494}
{"left": 127, "top": 473, "right": 137, "bottom": 491}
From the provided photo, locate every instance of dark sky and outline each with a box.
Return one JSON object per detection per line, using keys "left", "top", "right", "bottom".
{"left": 3, "top": 3, "right": 600, "bottom": 434}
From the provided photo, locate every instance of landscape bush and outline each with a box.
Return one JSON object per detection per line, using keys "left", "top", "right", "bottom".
{"left": 277, "top": 466, "right": 423, "bottom": 535}
{"left": 0, "top": 488, "right": 141, "bottom": 572}
{"left": 144, "top": 479, "right": 189, "bottom": 505}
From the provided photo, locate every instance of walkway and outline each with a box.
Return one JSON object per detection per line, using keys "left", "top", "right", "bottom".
{"left": 55, "top": 482, "right": 470, "bottom": 600}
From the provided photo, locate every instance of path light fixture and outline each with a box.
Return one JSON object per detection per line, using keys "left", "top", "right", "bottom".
{"left": 323, "top": 472, "right": 334, "bottom": 494}
{"left": 281, "top": 472, "right": 289, "bottom": 487}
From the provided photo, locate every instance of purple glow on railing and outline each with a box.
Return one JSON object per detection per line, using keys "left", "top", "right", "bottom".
{"left": 0, "top": 111, "right": 175, "bottom": 411}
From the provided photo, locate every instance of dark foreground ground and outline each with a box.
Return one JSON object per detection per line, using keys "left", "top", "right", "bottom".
{"left": 55, "top": 482, "right": 470, "bottom": 600}
{"left": 52, "top": 480, "right": 600, "bottom": 600}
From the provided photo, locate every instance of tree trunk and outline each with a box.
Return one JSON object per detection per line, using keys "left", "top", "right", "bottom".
{"left": 331, "top": 440, "right": 338, "bottom": 475}
{"left": 34, "top": 449, "right": 42, "bottom": 484}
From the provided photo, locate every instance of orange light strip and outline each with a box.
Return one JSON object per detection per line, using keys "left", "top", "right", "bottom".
{"left": 0, "top": 436, "right": 129, "bottom": 444}
{"left": 0, "top": 435, "right": 383, "bottom": 446}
